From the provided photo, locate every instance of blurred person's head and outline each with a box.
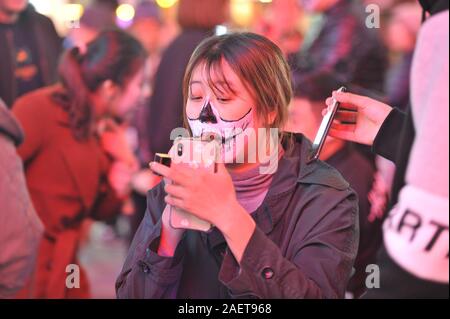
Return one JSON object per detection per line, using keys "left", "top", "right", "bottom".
{"left": 182, "top": 32, "right": 292, "bottom": 164}
{"left": 94, "top": 0, "right": 118, "bottom": 11}
{"left": 287, "top": 72, "right": 340, "bottom": 141}
{"left": 298, "top": 0, "right": 341, "bottom": 13}
{"left": 386, "top": 3, "right": 422, "bottom": 52}
{"left": 253, "top": 0, "right": 303, "bottom": 55}
{"left": 129, "top": 19, "right": 160, "bottom": 54}
{"left": 177, "top": 0, "right": 229, "bottom": 30}
{"left": 55, "top": 30, "right": 147, "bottom": 141}
{"left": 65, "top": 4, "right": 117, "bottom": 52}
{"left": 0, "top": 0, "right": 28, "bottom": 23}
{"left": 129, "top": 2, "right": 162, "bottom": 55}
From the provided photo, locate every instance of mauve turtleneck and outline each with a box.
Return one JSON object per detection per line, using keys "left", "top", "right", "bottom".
{"left": 228, "top": 146, "right": 284, "bottom": 214}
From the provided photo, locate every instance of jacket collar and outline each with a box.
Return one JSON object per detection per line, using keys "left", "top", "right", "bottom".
{"left": 259, "top": 134, "right": 348, "bottom": 233}
{"left": 266, "top": 133, "right": 349, "bottom": 197}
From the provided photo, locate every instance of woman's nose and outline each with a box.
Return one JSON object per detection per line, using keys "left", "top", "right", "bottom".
{"left": 198, "top": 102, "right": 218, "bottom": 123}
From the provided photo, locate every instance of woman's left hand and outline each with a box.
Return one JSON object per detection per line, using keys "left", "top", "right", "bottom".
{"left": 149, "top": 161, "right": 256, "bottom": 263}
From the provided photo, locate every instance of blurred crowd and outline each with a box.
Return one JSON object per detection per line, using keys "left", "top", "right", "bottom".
{"left": 0, "top": 0, "right": 448, "bottom": 299}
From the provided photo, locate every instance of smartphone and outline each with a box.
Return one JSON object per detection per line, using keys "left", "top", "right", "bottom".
{"left": 308, "top": 86, "right": 347, "bottom": 163}
{"left": 168, "top": 137, "right": 220, "bottom": 232}
{"left": 155, "top": 152, "right": 172, "bottom": 166}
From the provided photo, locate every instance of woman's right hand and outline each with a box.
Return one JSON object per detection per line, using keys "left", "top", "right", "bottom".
{"left": 323, "top": 91, "right": 393, "bottom": 146}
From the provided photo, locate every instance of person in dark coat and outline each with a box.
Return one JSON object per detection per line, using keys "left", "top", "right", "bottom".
{"left": 287, "top": 73, "right": 380, "bottom": 298}
{"left": 12, "top": 30, "right": 147, "bottom": 298}
{"left": 0, "top": 1, "right": 62, "bottom": 107}
{"left": 0, "top": 98, "right": 43, "bottom": 299}
{"left": 116, "top": 33, "right": 359, "bottom": 299}
{"left": 325, "top": 0, "right": 449, "bottom": 298}
{"left": 293, "top": 0, "right": 388, "bottom": 94}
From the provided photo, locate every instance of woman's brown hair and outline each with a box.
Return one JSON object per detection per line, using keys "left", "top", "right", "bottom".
{"left": 182, "top": 32, "right": 293, "bottom": 132}
{"left": 54, "top": 30, "right": 146, "bottom": 141}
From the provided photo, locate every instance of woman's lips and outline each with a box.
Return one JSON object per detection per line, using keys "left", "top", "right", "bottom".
{"left": 200, "top": 130, "right": 243, "bottom": 145}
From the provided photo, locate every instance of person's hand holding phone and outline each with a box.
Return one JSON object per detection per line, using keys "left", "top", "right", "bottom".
{"left": 323, "top": 90, "right": 393, "bottom": 146}
{"left": 149, "top": 160, "right": 255, "bottom": 263}
{"left": 149, "top": 161, "right": 237, "bottom": 229}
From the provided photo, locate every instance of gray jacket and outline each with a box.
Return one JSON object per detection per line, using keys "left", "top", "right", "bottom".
{"left": 116, "top": 134, "right": 359, "bottom": 299}
{"left": 0, "top": 99, "right": 43, "bottom": 298}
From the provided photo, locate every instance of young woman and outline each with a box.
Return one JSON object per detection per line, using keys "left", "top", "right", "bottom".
{"left": 12, "top": 30, "right": 147, "bottom": 298}
{"left": 116, "top": 33, "right": 358, "bottom": 299}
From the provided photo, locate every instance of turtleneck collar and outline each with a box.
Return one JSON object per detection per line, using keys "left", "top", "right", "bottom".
{"left": 228, "top": 145, "right": 284, "bottom": 214}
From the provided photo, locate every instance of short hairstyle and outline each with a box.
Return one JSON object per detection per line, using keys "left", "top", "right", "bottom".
{"left": 183, "top": 32, "right": 293, "bottom": 131}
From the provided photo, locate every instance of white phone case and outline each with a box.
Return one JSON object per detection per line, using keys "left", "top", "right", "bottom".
{"left": 168, "top": 137, "right": 219, "bottom": 232}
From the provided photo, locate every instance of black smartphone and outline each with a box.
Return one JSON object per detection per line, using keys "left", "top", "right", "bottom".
{"left": 154, "top": 153, "right": 172, "bottom": 167}
{"left": 308, "top": 86, "right": 347, "bottom": 163}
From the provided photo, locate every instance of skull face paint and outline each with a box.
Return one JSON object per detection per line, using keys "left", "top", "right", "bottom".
{"left": 185, "top": 59, "right": 261, "bottom": 164}
{"left": 187, "top": 98, "right": 254, "bottom": 163}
